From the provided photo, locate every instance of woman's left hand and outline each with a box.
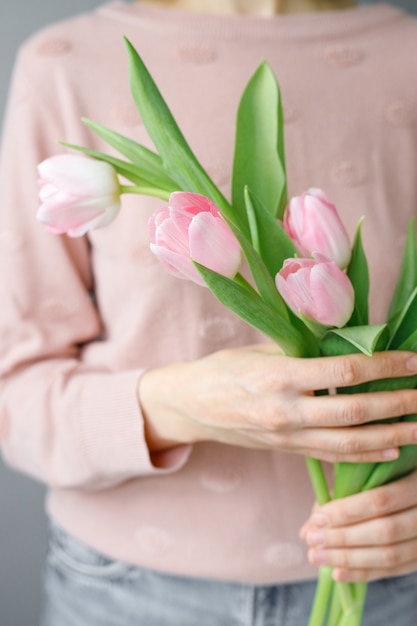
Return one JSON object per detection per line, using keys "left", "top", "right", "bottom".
{"left": 300, "top": 469, "right": 417, "bottom": 582}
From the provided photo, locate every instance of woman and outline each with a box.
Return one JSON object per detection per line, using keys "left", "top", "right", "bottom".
{"left": 1, "top": 0, "right": 417, "bottom": 624}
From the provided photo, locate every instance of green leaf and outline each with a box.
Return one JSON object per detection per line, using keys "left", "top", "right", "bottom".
{"left": 387, "top": 286, "right": 417, "bottom": 349}
{"left": 397, "top": 325, "right": 417, "bottom": 353}
{"left": 124, "top": 38, "right": 235, "bottom": 225}
{"left": 333, "top": 462, "right": 376, "bottom": 499}
{"left": 346, "top": 218, "right": 369, "bottom": 326}
{"left": 232, "top": 61, "right": 286, "bottom": 232}
{"left": 194, "top": 263, "right": 318, "bottom": 357}
{"left": 361, "top": 415, "right": 417, "bottom": 490}
{"left": 226, "top": 218, "right": 291, "bottom": 319}
{"left": 387, "top": 219, "right": 417, "bottom": 322}
{"left": 61, "top": 141, "right": 174, "bottom": 191}
{"left": 81, "top": 118, "right": 178, "bottom": 190}
{"left": 321, "top": 324, "right": 389, "bottom": 358}
{"left": 243, "top": 187, "right": 297, "bottom": 279}
{"left": 243, "top": 187, "right": 260, "bottom": 253}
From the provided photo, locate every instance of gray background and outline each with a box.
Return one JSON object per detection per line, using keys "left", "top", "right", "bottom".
{"left": 0, "top": 1, "right": 416, "bottom": 625}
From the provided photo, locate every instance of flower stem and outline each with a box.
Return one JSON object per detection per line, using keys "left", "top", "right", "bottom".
{"left": 120, "top": 184, "right": 170, "bottom": 200}
{"left": 307, "top": 567, "right": 334, "bottom": 626}
{"left": 305, "top": 457, "right": 331, "bottom": 505}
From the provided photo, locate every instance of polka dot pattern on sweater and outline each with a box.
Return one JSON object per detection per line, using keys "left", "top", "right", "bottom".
{"left": 320, "top": 44, "right": 365, "bottom": 68}
{"left": 177, "top": 43, "right": 218, "bottom": 65}
{"left": 201, "top": 467, "right": 242, "bottom": 493}
{"left": 384, "top": 100, "right": 416, "bottom": 127}
{"left": 264, "top": 542, "right": 305, "bottom": 569}
{"left": 36, "top": 37, "right": 72, "bottom": 56}
{"left": 198, "top": 316, "right": 238, "bottom": 342}
{"left": 134, "top": 527, "right": 172, "bottom": 555}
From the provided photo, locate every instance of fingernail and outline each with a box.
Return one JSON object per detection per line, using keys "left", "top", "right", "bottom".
{"left": 382, "top": 448, "right": 399, "bottom": 460}
{"left": 406, "top": 356, "right": 417, "bottom": 372}
{"left": 306, "top": 530, "right": 325, "bottom": 547}
{"left": 310, "top": 513, "right": 328, "bottom": 527}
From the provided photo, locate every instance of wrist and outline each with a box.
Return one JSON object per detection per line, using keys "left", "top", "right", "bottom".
{"left": 137, "top": 364, "right": 202, "bottom": 452}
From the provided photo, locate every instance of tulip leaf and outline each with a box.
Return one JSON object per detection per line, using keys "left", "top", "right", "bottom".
{"left": 194, "top": 263, "right": 318, "bottom": 357}
{"left": 387, "top": 285, "right": 417, "bottom": 349}
{"left": 243, "top": 187, "right": 297, "bottom": 279}
{"left": 61, "top": 142, "right": 175, "bottom": 192}
{"left": 387, "top": 219, "right": 417, "bottom": 323}
{"left": 124, "top": 38, "right": 236, "bottom": 226}
{"left": 81, "top": 118, "right": 177, "bottom": 187}
{"left": 397, "top": 325, "right": 417, "bottom": 353}
{"left": 346, "top": 218, "right": 369, "bottom": 327}
{"left": 361, "top": 415, "right": 417, "bottom": 491}
{"left": 333, "top": 462, "right": 376, "bottom": 499}
{"left": 232, "top": 61, "right": 287, "bottom": 233}
{"left": 321, "top": 324, "right": 389, "bottom": 358}
{"left": 243, "top": 187, "right": 260, "bottom": 254}
{"left": 225, "top": 220, "right": 290, "bottom": 318}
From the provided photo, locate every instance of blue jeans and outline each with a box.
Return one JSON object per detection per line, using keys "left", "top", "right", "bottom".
{"left": 40, "top": 521, "right": 417, "bottom": 626}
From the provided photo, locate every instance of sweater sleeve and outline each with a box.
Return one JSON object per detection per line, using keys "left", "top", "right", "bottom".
{"left": 0, "top": 42, "right": 191, "bottom": 490}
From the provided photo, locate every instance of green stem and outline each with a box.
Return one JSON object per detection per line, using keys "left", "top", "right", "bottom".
{"left": 120, "top": 184, "right": 170, "bottom": 200}
{"left": 326, "top": 586, "right": 342, "bottom": 626}
{"left": 308, "top": 567, "right": 334, "bottom": 626}
{"left": 305, "top": 457, "right": 331, "bottom": 505}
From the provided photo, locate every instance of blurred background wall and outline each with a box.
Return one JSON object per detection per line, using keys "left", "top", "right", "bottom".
{"left": 1, "top": 1, "right": 416, "bottom": 624}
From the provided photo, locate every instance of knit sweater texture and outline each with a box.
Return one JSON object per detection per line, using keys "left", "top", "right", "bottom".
{"left": 1, "top": 1, "right": 417, "bottom": 584}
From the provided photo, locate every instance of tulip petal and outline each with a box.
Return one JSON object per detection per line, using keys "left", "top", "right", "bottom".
{"left": 169, "top": 191, "right": 218, "bottom": 216}
{"left": 189, "top": 213, "right": 242, "bottom": 278}
{"left": 150, "top": 243, "right": 205, "bottom": 285}
{"left": 310, "top": 264, "right": 354, "bottom": 327}
{"left": 38, "top": 155, "right": 119, "bottom": 196}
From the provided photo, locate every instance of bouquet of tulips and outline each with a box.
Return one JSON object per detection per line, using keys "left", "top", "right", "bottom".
{"left": 37, "top": 39, "right": 417, "bottom": 626}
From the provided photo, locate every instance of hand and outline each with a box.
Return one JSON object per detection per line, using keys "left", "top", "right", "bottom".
{"left": 301, "top": 470, "right": 417, "bottom": 582}
{"left": 138, "top": 343, "right": 417, "bottom": 462}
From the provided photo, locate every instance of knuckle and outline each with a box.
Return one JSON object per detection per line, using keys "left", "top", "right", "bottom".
{"left": 384, "top": 430, "right": 402, "bottom": 449}
{"left": 370, "top": 490, "right": 392, "bottom": 516}
{"left": 337, "top": 436, "right": 360, "bottom": 456}
{"left": 335, "top": 360, "right": 360, "bottom": 386}
{"left": 382, "top": 547, "right": 399, "bottom": 568}
{"left": 339, "top": 400, "right": 365, "bottom": 426}
{"left": 379, "top": 519, "right": 398, "bottom": 544}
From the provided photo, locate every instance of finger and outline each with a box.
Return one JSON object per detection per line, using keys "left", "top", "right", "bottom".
{"left": 297, "top": 389, "right": 417, "bottom": 428}
{"left": 332, "top": 562, "right": 417, "bottom": 583}
{"left": 281, "top": 351, "right": 417, "bottom": 393}
{"left": 305, "top": 471, "right": 417, "bottom": 528}
{"left": 258, "top": 423, "right": 417, "bottom": 463}
{"left": 305, "top": 508, "right": 417, "bottom": 549}
{"left": 308, "top": 537, "right": 417, "bottom": 572}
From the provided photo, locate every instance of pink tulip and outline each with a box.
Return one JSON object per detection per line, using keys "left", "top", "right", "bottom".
{"left": 284, "top": 188, "right": 351, "bottom": 269}
{"left": 149, "top": 192, "right": 242, "bottom": 286}
{"left": 276, "top": 256, "right": 354, "bottom": 328}
{"left": 37, "top": 155, "right": 121, "bottom": 237}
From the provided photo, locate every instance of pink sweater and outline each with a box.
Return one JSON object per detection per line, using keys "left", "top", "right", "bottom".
{"left": 1, "top": 1, "right": 417, "bottom": 585}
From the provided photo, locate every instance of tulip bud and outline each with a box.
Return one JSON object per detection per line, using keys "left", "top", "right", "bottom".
{"left": 276, "top": 256, "right": 355, "bottom": 328}
{"left": 149, "top": 192, "right": 242, "bottom": 286}
{"left": 284, "top": 188, "right": 351, "bottom": 269}
{"left": 37, "top": 155, "right": 121, "bottom": 237}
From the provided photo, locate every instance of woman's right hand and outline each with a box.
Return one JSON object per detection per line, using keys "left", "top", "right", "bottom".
{"left": 138, "top": 344, "right": 417, "bottom": 463}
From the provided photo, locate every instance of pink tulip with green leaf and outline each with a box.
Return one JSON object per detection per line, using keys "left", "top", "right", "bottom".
{"left": 276, "top": 256, "right": 355, "bottom": 330}
{"left": 36, "top": 37, "right": 417, "bottom": 626}
{"left": 37, "top": 154, "right": 121, "bottom": 237}
{"left": 284, "top": 188, "right": 352, "bottom": 269}
{"left": 148, "top": 191, "right": 242, "bottom": 286}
